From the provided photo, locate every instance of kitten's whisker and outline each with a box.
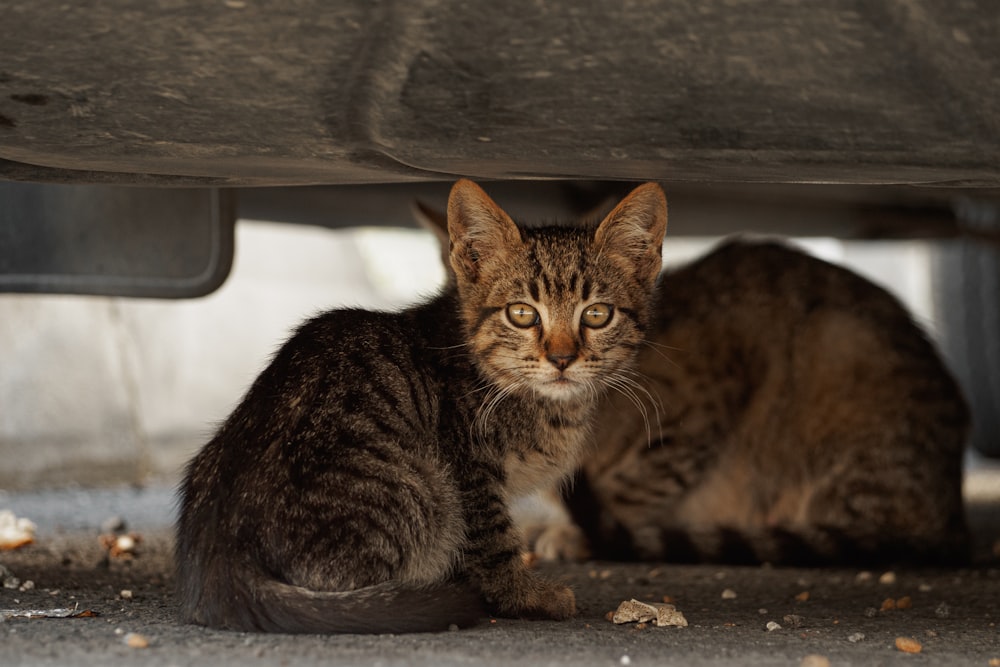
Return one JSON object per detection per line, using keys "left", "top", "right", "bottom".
{"left": 638, "top": 340, "right": 683, "bottom": 369}
{"left": 605, "top": 372, "right": 664, "bottom": 448}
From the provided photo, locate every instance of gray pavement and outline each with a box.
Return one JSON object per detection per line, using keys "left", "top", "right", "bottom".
{"left": 2, "top": 478, "right": 999, "bottom": 667}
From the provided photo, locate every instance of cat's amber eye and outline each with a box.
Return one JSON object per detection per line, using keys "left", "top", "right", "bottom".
{"left": 507, "top": 303, "right": 540, "bottom": 328}
{"left": 581, "top": 303, "right": 614, "bottom": 328}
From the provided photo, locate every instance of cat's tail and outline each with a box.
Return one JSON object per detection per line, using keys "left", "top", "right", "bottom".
{"left": 564, "top": 473, "right": 970, "bottom": 567}
{"left": 588, "top": 524, "right": 972, "bottom": 567}
{"left": 177, "top": 555, "right": 486, "bottom": 634}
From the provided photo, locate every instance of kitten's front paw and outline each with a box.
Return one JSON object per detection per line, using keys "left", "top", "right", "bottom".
{"left": 490, "top": 575, "right": 577, "bottom": 620}
{"left": 532, "top": 523, "right": 591, "bottom": 562}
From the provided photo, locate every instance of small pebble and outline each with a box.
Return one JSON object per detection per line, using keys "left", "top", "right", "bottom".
{"left": 896, "top": 595, "right": 912, "bottom": 610}
{"left": 19, "top": 580, "right": 34, "bottom": 591}
{"left": 800, "top": 655, "right": 830, "bottom": 667}
{"left": 934, "top": 602, "right": 951, "bottom": 618}
{"left": 783, "top": 614, "right": 804, "bottom": 628}
{"left": 794, "top": 590, "right": 810, "bottom": 602}
{"left": 847, "top": 632, "right": 866, "bottom": 643}
{"left": 758, "top": 608, "right": 768, "bottom": 615}
{"left": 721, "top": 588, "right": 737, "bottom": 599}
{"left": 120, "top": 589, "right": 133, "bottom": 600}
{"left": 124, "top": 632, "right": 149, "bottom": 648}
{"left": 894, "top": 636, "right": 922, "bottom": 654}
{"left": 880, "top": 598, "right": 896, "bottom": 612}
{"left": 918, "top": 583, "right": 933, "bottom": 593}
{"left": 879, "top": 571, "right": 897, "bottom": 585}
{"left": 863, "top": 607, "right": 878, "bottom": 618}
{"left": 765, "top": 621, "right": 782, "bottom": 632}
{"left": 855, "top": 571, "right": 873, "bottom": 583}
{"left": 619, "top": 656, "right": 631, "bottom": 666}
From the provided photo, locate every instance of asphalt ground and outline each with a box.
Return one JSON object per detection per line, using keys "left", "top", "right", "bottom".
{"left": 1, "top": 473, "right": 998, "bottom": 667}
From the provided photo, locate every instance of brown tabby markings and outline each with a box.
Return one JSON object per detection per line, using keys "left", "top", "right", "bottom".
{"left": 175, "top": 179, "right": 667, "bottom": 633}
{"left": 570, "top": 240, "right": 970, "bottom": 565}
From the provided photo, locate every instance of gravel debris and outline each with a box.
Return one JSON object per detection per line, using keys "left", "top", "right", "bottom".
{"left": 0, "top": 564, "right": 21, "bottom": 590}
{"left": 782, "top": 614, "right": 804, "bottom": 628}
{"left": 721, "top": 588, "right": 737, "bottom": 599}
{"left": 935, "top": 602, "right": 951, "bottom": 618}
{"left": 124, "top": 632, "right": 150, "bottom": 649}
{"left": 894, "top": 636, "right": 922, "bottom": 654}
{"left": 765, "top": 621, "right": 782, "bottom": 632}
{"left": 879, "top": 571, "right": 897, "bottom": 585}
{"left": 0, "top": 510, "right": 36, "bottom": 550}
{"left": 847, "top": 632, "right": 866, "bottom": 643}
{"left": 99, "top": 532, "right": 141, "bottom": 559}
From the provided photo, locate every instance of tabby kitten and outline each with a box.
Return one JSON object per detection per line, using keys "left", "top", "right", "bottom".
{"left": 568, "top": 239, "right": 971, "bottom": 565}
{"left": 415, "top": 202, "right": 970, "bottom": 566}
{"left": 175, "top": 179, "right": 667, "bottom": 633}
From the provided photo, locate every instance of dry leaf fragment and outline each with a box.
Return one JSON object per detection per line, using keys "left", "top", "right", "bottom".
{"left": 895, "top": 636, "right": 922, "bottom": 654}
{"left": 611, "top": 599, "right": 688, "bottom": 627}
{"left": 795, "top": 591, "right": 810, "bottom": 602}
{"left": 896, "top": 595, "right": 912, "bottom": 610}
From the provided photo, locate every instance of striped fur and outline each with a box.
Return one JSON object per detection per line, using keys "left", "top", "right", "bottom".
{"left": 175, "top": 180, "right": 667, "bottom": 633}
{"left": 566, "top": 239, "right": 970, "bottom": 566}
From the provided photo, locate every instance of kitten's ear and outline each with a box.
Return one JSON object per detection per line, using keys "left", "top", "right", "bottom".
{"left": 593, "top": 182, "right": 668, "bottom": 285}
{"left": 411, "top": 200, "right": 451, "bottom": 275}
{"left": 447, "top": 179, "right": 523, "bottom": 283}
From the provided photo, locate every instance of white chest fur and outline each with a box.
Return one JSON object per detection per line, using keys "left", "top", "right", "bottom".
{"left": 503, "top": 415, "right": 592, "bottom": 499}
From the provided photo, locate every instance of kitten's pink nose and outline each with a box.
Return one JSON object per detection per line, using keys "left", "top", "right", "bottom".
{"left": 546, "top": 352, "right": 576, "bottom": 371}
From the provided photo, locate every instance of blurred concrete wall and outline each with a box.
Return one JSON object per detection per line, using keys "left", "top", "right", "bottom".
{"left": 0, "top": 222, "right": 933, "bottom": 491}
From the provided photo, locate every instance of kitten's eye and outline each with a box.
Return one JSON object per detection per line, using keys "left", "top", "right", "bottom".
{"left": 507, "top": 303, "right": 540, "bottom": 328}
{"left": 581, "top": 303, "right": 613, "bottom": 328}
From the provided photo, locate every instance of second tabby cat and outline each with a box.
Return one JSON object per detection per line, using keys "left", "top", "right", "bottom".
{"left": 568, "top": 239, "right": 970, "bottom": 565}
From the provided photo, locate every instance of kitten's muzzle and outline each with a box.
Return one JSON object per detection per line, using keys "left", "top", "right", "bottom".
{"left": 546, "top": 352, "right": 577, "bottom": 371}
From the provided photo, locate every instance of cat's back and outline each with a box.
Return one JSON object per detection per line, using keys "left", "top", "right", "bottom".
{"left": 657, "top": 239, "right": 911, "bottom": 325}
{"left": 180, "top": 296, "right": 463, "bottom": 509}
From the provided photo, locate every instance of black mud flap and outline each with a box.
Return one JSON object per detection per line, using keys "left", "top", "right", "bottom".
{"left": 0, "top": 183, "right": 234, "bottom": 298}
